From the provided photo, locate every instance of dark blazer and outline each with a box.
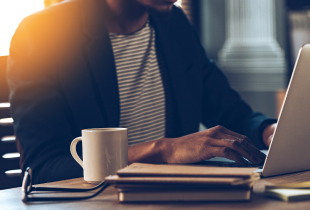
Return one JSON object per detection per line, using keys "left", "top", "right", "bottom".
{"left": 7, "top": 0, "right": 275, "bottom": 184}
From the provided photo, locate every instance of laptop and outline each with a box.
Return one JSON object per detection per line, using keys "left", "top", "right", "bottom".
{"left": 206, "top": 44, "right": 310, "bottom": 177}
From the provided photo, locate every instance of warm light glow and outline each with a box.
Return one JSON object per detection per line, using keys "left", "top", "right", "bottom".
{"left": 0, "top": 0, "right": 45, "bottom": 56}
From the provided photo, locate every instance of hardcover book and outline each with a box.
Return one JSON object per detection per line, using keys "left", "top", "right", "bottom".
{"left": 105, "top": 163, "right": 259, "bottom": 202}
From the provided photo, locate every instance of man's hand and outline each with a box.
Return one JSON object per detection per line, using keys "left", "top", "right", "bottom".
{"left": 263, "top": 123, "right": 277, "bottom": 147}
{"left": 129, "top": 125, "right": 266, "bottom": 166}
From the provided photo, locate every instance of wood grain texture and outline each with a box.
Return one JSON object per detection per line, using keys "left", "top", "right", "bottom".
{"left": 2, "top": 170, "right": 310, "bottom": 209}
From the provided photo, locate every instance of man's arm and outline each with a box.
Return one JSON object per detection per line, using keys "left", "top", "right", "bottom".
{"left": 165, "top": 6, "right": 277, "bottom": 150}
{"left": 129, "top": 6, "right": 275, "bottom": 165}
{"left": 198, "top": 58, "right": 277, "bottom": 150}
{"left": 128, "top": 125, "right": 266, "bottom": 165}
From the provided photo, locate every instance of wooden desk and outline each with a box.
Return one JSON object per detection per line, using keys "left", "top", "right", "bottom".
{"left": 1, "top": 171, "right": 310, "bottom": 210}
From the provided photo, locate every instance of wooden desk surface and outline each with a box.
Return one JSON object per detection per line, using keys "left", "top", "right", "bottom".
{"left": 1, "top": 170, "right": 310, "bottom": 210}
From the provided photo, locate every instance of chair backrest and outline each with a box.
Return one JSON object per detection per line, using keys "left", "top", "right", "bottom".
{"left": 0, "top": 56, "right": 22, "bottom": 190}
{"left": 0, "top": 106, "right": 21, "bottom": 190}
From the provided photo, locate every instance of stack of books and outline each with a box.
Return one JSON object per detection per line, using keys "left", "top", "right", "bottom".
{"left": 105, "top": 163, "right": 260, "bottom": 202}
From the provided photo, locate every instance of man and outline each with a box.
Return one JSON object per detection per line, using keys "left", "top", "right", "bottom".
{"left": 7, "top": 0, "right": 276, "bottom": 184}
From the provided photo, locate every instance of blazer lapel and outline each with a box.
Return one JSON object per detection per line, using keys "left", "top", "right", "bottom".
{"left": 80, "top": 0, "right": 120, "bottom": 127}
{"left": 150, "top": 15, "right": 200, "bottom": 135}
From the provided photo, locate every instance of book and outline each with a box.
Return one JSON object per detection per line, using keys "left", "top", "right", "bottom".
{"left": 105, "top": 175, "right": 258, "bottom": 188}
{"left": 105, "top": 163, "right": 259, "bottom": 202}
{"left": 118, "top": 189, "right": 251, "bottom": 202}
{"left": 116, "top": 163, "right": 259, "bottom": 179}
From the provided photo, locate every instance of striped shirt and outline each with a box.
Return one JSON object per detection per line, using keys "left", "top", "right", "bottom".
{"left": 109, "top": 20, "right": 166, "bottom": 146}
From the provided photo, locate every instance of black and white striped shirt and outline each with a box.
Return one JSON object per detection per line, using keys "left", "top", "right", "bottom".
{"left": 109, "top": 21, "right": 166, "bottom": 146}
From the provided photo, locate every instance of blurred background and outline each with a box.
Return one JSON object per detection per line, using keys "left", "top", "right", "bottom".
{"left": 198, "top": 0, "right": 310, "bottom": 119}
{"left": 2, "top": 0, "right": 310, "bottom": 116}
{"left": 1, "top": 0, "right": 310, "bottom": 189}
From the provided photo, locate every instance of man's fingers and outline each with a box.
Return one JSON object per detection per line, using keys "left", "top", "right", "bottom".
{"left": 207, "top": 138, "right": 264, "bottom": 164}
{"left": 217, "top": 126, "right": 253, "bottom": 144}
{"left": 212, "top": 126, "right": 266, "bottom": 161}
{"left": 237, "top": 137, "right": 266, "bottom": 160}
{"left": 210, "top": 147, "right": 248, "bottom": 166}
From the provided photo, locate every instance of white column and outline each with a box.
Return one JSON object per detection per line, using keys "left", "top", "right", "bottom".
{"left": 218, "top": 0, "right": 286, "bottom": 92}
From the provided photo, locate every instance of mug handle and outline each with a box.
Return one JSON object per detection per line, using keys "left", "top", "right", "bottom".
{"left": 70, "top": 137, "right": 83, "bottom": 168}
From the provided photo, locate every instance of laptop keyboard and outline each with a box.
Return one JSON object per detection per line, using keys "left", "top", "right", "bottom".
{"left": 215, "top": 162, "right": 262, "bottom": 168}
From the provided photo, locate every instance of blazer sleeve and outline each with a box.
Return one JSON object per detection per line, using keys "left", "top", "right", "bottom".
{"left": 201, "top": 58, "right": 276, "bottom": 149}
{"left": 168, "top": 6, "right": 277, "bottom": 149}
{"left": 7, "top": 14, "right": 83, "bottom": 184}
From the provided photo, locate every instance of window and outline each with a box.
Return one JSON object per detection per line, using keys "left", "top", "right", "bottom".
{"left": 0, "top": 0, "right": 45, "bottom": 56}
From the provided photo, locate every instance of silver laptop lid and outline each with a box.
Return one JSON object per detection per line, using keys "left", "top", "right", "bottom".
{"left": 262, "top": 44, "right": 310, "bottom": 177}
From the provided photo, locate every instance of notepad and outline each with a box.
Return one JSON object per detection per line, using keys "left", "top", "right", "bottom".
{"left": 265, "top": 188, "right": 310, "bottom": 201}
{"left": 264, "top": 181, "right": 310, "bottom": 201}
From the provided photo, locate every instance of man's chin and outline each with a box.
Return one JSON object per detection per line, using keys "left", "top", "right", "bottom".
{"left": 144, "top": 5, "right": 174, "bottom": 19}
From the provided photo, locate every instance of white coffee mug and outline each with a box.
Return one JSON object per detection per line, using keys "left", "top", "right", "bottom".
{"left": 70, "top": 128, "right": 128, "bottom": 183}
